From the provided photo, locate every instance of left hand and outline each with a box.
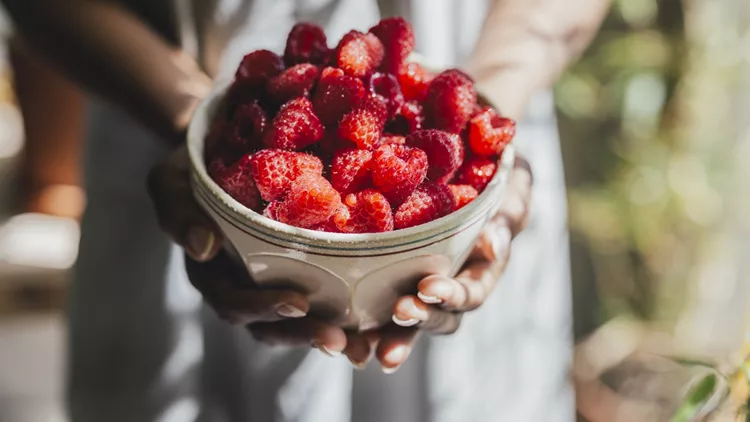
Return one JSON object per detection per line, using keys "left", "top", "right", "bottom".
{"left": 343, "top": 155, "right": 533, "bottom": 372}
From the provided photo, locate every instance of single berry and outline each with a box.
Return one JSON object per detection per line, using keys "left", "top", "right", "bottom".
{"left": 227, "top": 101, "right": 267, "bottom": 152}
{"left": 406, "top": 129, "right": 464, "bottom": 183}
{"left": 251, "top": 149, "right": 323, "bottom": 201}
{"left": 339, "top": 189, "right": 394, "bottom": 233}
{"left": 212, "top": 154, "right": 262, "bottom": 211}
{"left": 368, "top": 72, "right": 404, "bottom": 118}
{"left": 387, "top": 100, "right": 424, "bottom": 135}
{"left": 455, "top": 156, "right": 497, "bottom": 191}
{"left": 275, "top": 174, "right": 342, "bottom": 228}
{"left": 398, "top": 62, "right": 431, "bottom": 101}
{"left": 331, "top": 148, "right": 373, "bottom": 194}
{"left": 394, "top": 183, "right": 455, "bottom": 229}
{"left": 426, "top": 69, "right": 476, "bottom": 133}
{"left": 338, "top": 95, "right": 388, "bottom": 149}
{"left": 264, "top": 97, "right": 324, "bottom": 150}
{"left": 369, "top": 17, "right": 415, "bottom": 74}
{"left": 468, "top": 108, "right": 516, "bottom": 156}
{"left": 312, "top": 67, "right": 365, "bottom": 126}
{"left": 235, "top": 50, "right": 284, "bottom": 87}
{"left": 284, "top": 22, "right": 329, "bottom": 66}
{"left": 334, "top": 30, "right": 384, "bottom": 77}
{"left": 267, "top": 64, "right": 319, "bottom": 104}
{"left": 449, "top": 184, "right": 479, "bottom": 209}
{"left": 371, "top": 143, "right": 428, "bottom": 204}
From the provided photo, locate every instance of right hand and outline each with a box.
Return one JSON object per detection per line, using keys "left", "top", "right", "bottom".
{"left": 146, "top": 146, "right": 371, "bottom": 363}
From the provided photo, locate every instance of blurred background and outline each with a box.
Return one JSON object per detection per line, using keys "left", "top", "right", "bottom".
{"left": 0, "top": 0, "right": 749, "bottom": 421}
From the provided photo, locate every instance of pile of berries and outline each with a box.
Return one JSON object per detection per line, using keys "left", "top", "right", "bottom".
{"left": 205, "top": 17, "right": 515, "bottom": 233}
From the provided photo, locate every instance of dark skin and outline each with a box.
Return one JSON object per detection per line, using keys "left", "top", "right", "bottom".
{"left": 3, "top": 0, "right": 609, "bottom": 371}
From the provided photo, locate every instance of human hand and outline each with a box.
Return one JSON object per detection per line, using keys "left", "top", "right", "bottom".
{"left": 346, "top": 155, "right": 533, "bottom": 372}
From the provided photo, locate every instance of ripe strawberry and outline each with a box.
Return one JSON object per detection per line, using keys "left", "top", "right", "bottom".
{"left": 468, "top": 108, "right": 516, "bottom": 156}
{"left": 331, "top": 148, "right": 373, "bottom": 194}
{"left": 369, "top": 17, "right": 415, "bottom": 74}
{"left": 338, "top": 189, "right": 394, "bottom": 233}
{"left": 211, "top": 154, "right": 262, "bottom": 211}
{"left": 275, "top": 174, "right": 342, "bottom": 228}
{"left": 227, "top": 101, "right": 267, "bottom": 152}
{"left": 235, "top": 50, "right": 284, "bottom": 87}
{"left": 449, "top": 184, "right": 479, "bottom": 209}
{"left": 264, "top": 97, "right": 324, "bottom": 150}
{"left": 250, "top": 149, "right": 323, "bottom": 201}
{"left": 371, "top": 143, "right": 428, "bottom": 204}
{"left": 368, "top": 72, "right": 404, "bottom": 117}
{"left": 426, "top": 69, "right": 476, "bottom": 133}
{"left": 284, "top": 22, "right": 329, "bottom": 66}
{"left": 398, "top": 62, "right": 431, "bottom": 101}
{"left": 267, "top": 64, "right": 319, "bottom": 104}
{"left": 406, "top": 129, "right": 464, "bottom": 183}
{"left": 334, "top": 30, "right": 384, "bottom": 77}
{"left": 312, "top": 67, "right": 365, "bottom": 126}
{"left": 387, "top": 100, "right": 424, "bottom": 135}
{"left": 455, "top": 156, "right": 497, "bottom": 191}
{"left": 394, "top": 183, "right": 455, "bottom": 229}
{"left": 338, "top": 95, "right": 388, "bottom": 149}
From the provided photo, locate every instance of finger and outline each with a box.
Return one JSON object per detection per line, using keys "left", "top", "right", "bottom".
{"left": 343, "top": 331, "right": 373, "bottom": 369}
{"left": 392, "top": 295, "right": 462, "bottom": 334}
{"left": 147, "top": 147, "right": 222, "bottom": 262}
{"left": 416, "top": 258, "right": 505, "bottom": 312}
{"left": 467, "top": 221, "right": 513, "bottom": 264}
{"left": 248, "top": 318, "right": 347, "bottom": 356}
{"left": 375, "top": 324, "right": 419, "bottom": 374}
{"left": 491, "top": 155, "right": 532, "bottom": 237}
{"left": 185, "top": 253, "right": 309, "bottom": 324}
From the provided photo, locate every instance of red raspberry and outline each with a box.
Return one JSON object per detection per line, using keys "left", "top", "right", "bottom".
{"left": 211, "top": 154, "right": 262, "bottom": 211}
{"left": 378, "top": 135, "right": 406, "bottom": 146}
{"left": 275, "top": 174, "right": 342, "bottom": 228}
{"left": 267, "top": 64, "right": 319, "bottom": 104}
{"left": 387, "top": 100, "right": 424, "bottom": 135}
{"left": 250, "top": 149, "right": 323, "bottom": 201}
{"left": 468, "top": 108, "right": 516, "bottom": 156}
{"left": 455, "top": 156, "right": 497, "bottom": 191}
{"left": 394, "top": 183, "right": 455, "bottom": 229}
{"left": 369, "top": 17, "right": 415, "bottom": 74}
{"left": 263, "top": 201, "right": 279, "bottom": 220}
{"left": 264, "top": 97, "right": 324, "bottom": 150}
{"left": 371, "top": 143, "right": 428, "bottom": 204}
{"left": 235, "top": 50, "right": 284, "bottom": 87}
{"left": 368, "top": 72, "right": 404, "bottom": 117}
{"left": 205, "top": 115, "right": 231, "bottom": 160}
{"left": 449, "top": 184, "right": 479, "bottom": 209}
{"left": 334, "top": 30, "right": 384, "bottom": 77}
{"left": 338, "top": 189, "right": 394, "bottom": 233}
{"left": 312, "top": 67, "right": 365, "bottom": 126}
{"left": 426, "top": 69, "right": 476, "bottom": 133}
{"left": 227, "top": 101, "right": 267, "bottom": 152}
{"left": 331, "top": 148, "right": 373, "bottom": 194}
{"left": 338, "top": 95, "right": 388, "bottom": 149}
{"left": 398, "top": 62, "right": 431, "bottom": 101}
{"left": 406, "top": 129, "right": 464, "bottom": 183}
{"left": 284, "top": 22, "right": 329, "bottom": 66}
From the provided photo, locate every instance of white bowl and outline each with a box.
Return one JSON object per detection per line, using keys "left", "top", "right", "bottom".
{"left": 187, "top": 75, "right": 515, "bottom": 331}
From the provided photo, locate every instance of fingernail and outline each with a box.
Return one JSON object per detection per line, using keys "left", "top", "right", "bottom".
{"left": 381, "top": 345, "right": 408, "bottom": 374}
{"left": 392, "top": 315, "right": 419, "bottom": 327}
{"left": 312, "top": 342, "right": 341, "bottom": 357}
{"left": 276, "top": 304, "right": 306, "bottom": 318}
{"left": 348, "top": 356, "right": 367, "bottom": 370}
{"left": 187, "top": 227, "right": 215, "bottom": 261}
{"left": 417, "top": 291, "right": 443, "bottom": 304}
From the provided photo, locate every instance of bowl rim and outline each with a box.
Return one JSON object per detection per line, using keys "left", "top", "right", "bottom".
{"left": 187, "top": 69, "right": 515, "bottom": 248}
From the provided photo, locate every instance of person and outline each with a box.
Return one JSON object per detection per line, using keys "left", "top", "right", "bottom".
{"left": 1, "top": 0, "right": 611, "bottom": 421}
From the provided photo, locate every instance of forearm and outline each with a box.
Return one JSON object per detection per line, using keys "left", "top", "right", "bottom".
{"left": 467, "top": 0, "right": 612, "bottom": 119}
{"left": 2, "top": 0, "right": 211, "bottom": 143}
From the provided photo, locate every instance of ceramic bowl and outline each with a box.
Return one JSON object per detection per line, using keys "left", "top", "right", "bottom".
{"left": 187, "top": 73, "right": 515, "bottom": 331}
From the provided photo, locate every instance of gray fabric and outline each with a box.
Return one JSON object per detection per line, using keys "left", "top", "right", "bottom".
{"left": 68, "top": 1, "right": 573, "bottom": 421}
